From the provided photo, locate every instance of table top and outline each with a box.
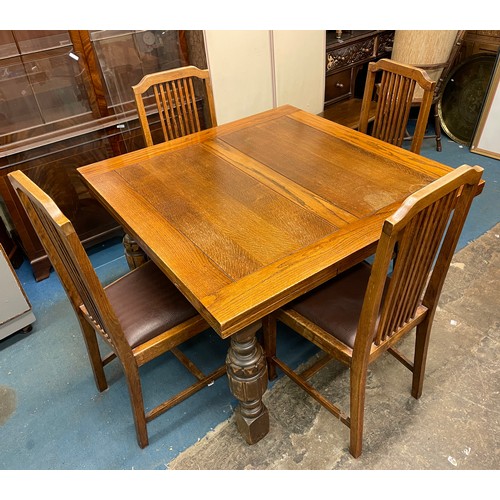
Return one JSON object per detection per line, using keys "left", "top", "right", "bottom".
{"left": 78, "top": 105, "right": 453, "bottom": 338}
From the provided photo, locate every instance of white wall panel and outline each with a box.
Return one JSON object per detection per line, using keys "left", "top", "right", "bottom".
{"left": 204, "top": 30, "right": 325, "bottom": 124}
{"left": 272, "top": 30, "right": 325, "bottom": 114}
{"left": 204, "top": 30, "right": 274, "bottom": 124}
{"left": 471, "top": 59, "right": 500, "bottom": 160}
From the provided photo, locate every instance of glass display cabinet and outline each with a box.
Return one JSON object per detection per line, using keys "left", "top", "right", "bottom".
{"left": 0, "top": 30, "right": 206, "bottom": 280}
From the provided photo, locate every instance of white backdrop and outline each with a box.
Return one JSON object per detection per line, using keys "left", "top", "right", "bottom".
{"left": 471, "top": 57, "right": 500, "bottom": 160}
{"left": 204, "top": 31, "right": 325, "bottom": 124}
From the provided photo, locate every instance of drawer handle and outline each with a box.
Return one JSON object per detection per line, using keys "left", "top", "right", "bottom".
{"left": 335, "top": 82, "right": 344, "bottom": 88}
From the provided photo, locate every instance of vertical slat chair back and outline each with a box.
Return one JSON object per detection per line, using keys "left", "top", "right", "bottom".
{"left": 355, "top": 164, "right": 483, "bottom": 355}
{"left": 133, "top": 66, "right": 217, "bottom": 147}
{"left": 8, "top": 171, "right": 125, "bottom": 354}
{"left": 359, "top": 59, "right": 436, "bottom": 154}
{"left": 154, "top": 76, "right": 200, "bottom": 140}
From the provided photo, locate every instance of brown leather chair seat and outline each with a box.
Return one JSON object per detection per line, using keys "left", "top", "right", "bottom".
{"left": 291, "top": 262, "right": 372, "bottom": 349}
{"left": 290, "top": 262, "right": 390, "bottom": 349}
{"left": 105, "top": 260, "right": 199, "bottom": 349}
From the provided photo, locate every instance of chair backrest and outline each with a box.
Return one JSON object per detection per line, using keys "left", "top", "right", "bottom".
{"left": 133, "top": 65, "right": 217, "bottom": 147}
{"left": 8, "top": 170, "right": 129, "bottom": 355}
{"left": 355, "top": 164, "right": 483, "bottom": 355}
{"left": 359, "top": 59, "right": 436, "bottom": 154}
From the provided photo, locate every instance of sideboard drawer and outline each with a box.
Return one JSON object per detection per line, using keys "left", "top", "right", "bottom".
{"left": 325, "top": 69, "right": 352, "bottom": 102}
{"left": 326, "top": 38, "right": 375, "bottom": 74}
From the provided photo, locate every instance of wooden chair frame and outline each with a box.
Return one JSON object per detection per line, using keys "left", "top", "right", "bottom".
{"left": 359, "top": 58, "right": 436, "bottom": 154}
{"left": 8, "top": 170, "right": 226, "bottom": 448}
{"left": 263, "top": 164, "right": 483, "bottom": 458}
{"left": 133, "top": 65, "right": 217, "bottom": 147}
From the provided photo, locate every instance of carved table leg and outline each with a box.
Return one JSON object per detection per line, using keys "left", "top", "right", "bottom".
{"left": 122, "top": 233, "right": 148, "bottom": 270}
{"left": 226, "top": 322, "right": 269, "bottom": 444}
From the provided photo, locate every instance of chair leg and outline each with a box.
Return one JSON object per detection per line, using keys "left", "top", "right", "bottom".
{"left": 262, "top": 315, "right": 278, "bottom": 380}
{"left": 122, "top": 359, "right": 149, "bottom": 448}
{"left": 77, "top": 312, "right": 108, "bottom": 392}
{"left": 411, "top": 316, "right": 433, "bottom": 399}
{"left": 433, "top": 103, "right": 442, "bottom": 152}
{"left": 349, "top": 361, "right": 369, "bottom": 458}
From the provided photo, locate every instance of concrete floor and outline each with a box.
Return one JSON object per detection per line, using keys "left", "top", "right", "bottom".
{"left": 169, "top": 223, "right": 500, "bottom": 470}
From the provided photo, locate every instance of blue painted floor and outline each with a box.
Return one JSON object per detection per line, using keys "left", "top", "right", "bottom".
{"left": 416, "top": 133, "right": 500, "bottom": 250}
{"left": 1, "top": 129, "right": 499, "bottom": 471}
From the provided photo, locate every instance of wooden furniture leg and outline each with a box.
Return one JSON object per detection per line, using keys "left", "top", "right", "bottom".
{"left": 226, "top": 322, "right": 269, "bottom": 444}
{"left": 411, "top": 315, "right": 433, "bottom": 399}
{"left": 433, "top": 103, "right": 443, "bottom": 152}
{"left": 77, "top": 310, "right": 109, "bottom": 393}
{"left": 262, "top": 314, "right": 278, "bottom": 380}
{"left": 122, "top": 233, "right": 148, "bottom": 270}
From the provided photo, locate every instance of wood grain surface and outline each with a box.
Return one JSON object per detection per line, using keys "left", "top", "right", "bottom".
{"left": 78, "top": 105, "right": 456, "bottom": 337}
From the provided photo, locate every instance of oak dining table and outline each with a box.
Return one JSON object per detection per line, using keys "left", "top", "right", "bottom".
{"left": 77, "top": 104, "right": 457, "bottom": 445}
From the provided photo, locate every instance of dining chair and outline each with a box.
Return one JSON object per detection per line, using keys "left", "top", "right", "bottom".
{"left": 8, "top": 170, "right": 226, "bottom": 449}
{"left": 263, "top": 164, "right": 483, "bottom": 458}
{"left": 133, "top": 65, "right": 217, "bottom": 147}
{"left": 321, "top": 59, "right": 436, "bottom": 155}
{"left": 359, "top": 59, "right": 436, "bottom": 154}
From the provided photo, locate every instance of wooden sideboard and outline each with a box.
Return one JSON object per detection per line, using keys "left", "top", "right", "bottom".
{"left": 0, "top": 30, "right": 207, "bottom": 281}
{"left": 324, "top": 30, "right": 394, "bottom": 107}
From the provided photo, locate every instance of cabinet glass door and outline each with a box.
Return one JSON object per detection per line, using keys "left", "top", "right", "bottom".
{"left": 0, "top": 30, "right": 92, "bottom": 138}
{"left": 89, "top": 30, "right": 188, "bottom": 113}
